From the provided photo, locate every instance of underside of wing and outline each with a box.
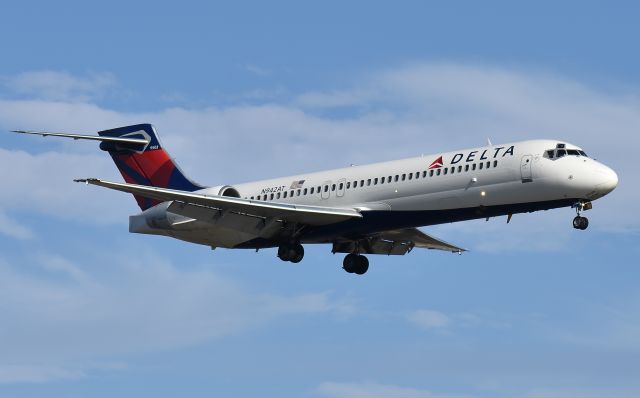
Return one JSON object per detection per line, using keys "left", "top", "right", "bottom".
{"left": 332, "top": 227, "right": 466, "bottom": 255}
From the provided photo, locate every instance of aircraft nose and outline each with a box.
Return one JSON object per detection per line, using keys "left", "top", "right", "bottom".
{"left": 594, "top": 165, "right": 618, "bottom": 196}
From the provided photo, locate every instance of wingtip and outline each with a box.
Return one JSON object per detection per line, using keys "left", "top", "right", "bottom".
{"left": 74, "top": 178, "right": 98, "bottom": 185}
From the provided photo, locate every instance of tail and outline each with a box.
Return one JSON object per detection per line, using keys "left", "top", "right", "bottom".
{"left": 98, "top": 124, "right": 203, "bottom": 210}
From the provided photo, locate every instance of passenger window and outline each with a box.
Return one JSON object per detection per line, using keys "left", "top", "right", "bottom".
{"left": 304, "top": 188, "right": 308, "bottom": 195}
{"left": 324, "top": 185, "right": 328, "bottom": 193}
{"left": 402, "top": 174, "right": 406, "bottom": 181}
{"left": 346, "top": 182, "right": 351, "bottom": 189}
{"left": 339, "top": 183, "right": 343, "bottom": 190}
{"left": 450, "top": 167, "right": 455, "bottom": 174}
{"left": 331, "top": 184, "right": 336, "bottom": 191}
{"left": 486, "top": 161, "right": 491, "bottom": 168}
{"left": 494, "top": 160, "right": 498, "bottom": 167}
{"left": 479, "top": 163, "right": 483, "bottom": 170}
{"left": 297, "top": 189, "right": 301, "bottom": 196}
{"left": 388, "top": 176, "right": 392, "bottom": 183}
{"left": 408, "top": 173, "right": 413, "bottom": 180}
{"left": 437, "top": 169, "right": 441, "bottom": 176}
{"left": 374, "top": 178, "right": 378, "bottom": 185}
{"left": 360, "top": 180, "right": 365, "bottom": 186}
{"left": 317, "top": 186, "right": 321, "bottom": 193}
{"left": 367, "top": 179, "right": 371, "bottom": 186}
{"left": 277, "top": 192, "right": 281, "bottom": 199}
{"left": 444, "top": 168, "right": 448, "bottom": 175}
{"left": 283, "top": 192, "right": 288, "bottom": 198}
{"left": 380, "top": 177, "right": 384, "bottom": 185}
{"left": 472, "top": 164, "right": 477, "bottom": 170}
{"left": 395, "top": 175, "right": 399, "bottom": 182}
{"left": 415, "top": 172, "right": 419, "bottom": 179}
{"left": 429, "top": 170, "right": 434, "bottom": 177}
{"left": 465, "top": 164, "right": 469, "bottom": 172}
{"left": 458, "top": 165, "right": 462, "bottom": 173}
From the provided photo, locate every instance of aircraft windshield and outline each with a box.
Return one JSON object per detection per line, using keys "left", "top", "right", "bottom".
{"left": 545, "top": 144, "right": 588, "bottom": 159}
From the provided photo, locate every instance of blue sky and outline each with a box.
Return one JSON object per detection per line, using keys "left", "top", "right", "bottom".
{"left": 1, "top": 1, "right": 639, "bottom": 397}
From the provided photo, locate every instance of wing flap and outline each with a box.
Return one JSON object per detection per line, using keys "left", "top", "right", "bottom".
{"left": 332, "top": 227, "right": 465, "bottom": 255}
{"left": 76, "top": 178, "right": 362, "bottom": 226}
{"left": 380, "top": 228, "right": 466, "bottom": 252}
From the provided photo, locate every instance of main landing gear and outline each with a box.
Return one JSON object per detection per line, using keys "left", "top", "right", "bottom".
{"left": 342, "top": 253, "right": 369, "bottom": 275}
{"left": 572, "top": 201, "right": 591, "bottom": 230}
{"left": 278, "top": 243, "right": 304, "bottom": 263}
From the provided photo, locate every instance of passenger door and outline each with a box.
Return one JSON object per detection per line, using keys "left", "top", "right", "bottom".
{"left": 520, "top": 155, "right": 533, "bottom": 183}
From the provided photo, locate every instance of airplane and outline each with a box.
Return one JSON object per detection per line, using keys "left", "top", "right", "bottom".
{"left": 13, "top": 124, "right": 618, "bottom": 275}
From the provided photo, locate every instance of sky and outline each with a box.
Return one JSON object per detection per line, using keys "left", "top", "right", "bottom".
{"left": 0, "top": 1, "right": 639, "bottom": 397}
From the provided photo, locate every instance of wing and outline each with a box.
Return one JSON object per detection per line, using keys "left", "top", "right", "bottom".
{"left": 76, "top": 178, "right": 362, "bottom": 226}
{"left": 332, "top": 227, "right": 466, "bottom": 255}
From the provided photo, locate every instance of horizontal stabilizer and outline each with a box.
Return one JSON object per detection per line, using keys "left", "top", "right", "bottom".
{"left": 11, "top": 130, "right": 149, "bottom": 145}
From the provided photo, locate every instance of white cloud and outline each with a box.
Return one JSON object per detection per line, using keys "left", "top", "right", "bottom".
{"left": 315, "top": 381, "right": 473, "bottom": 398}
{"left": 0, "top": 211, "right": 33, "bottom": 239}
{"left": 0, "top": 365, "right": 84, "bottom": 384}
{"left": 315, "top": 382, "right": 636, "bottom": 398}
{"left": 1, "top": 71, "right": 117, "bottom": 102}
{"left": 0, "top": 147, "right": 130, "bottom": 225}
{"left": 407, "top": 309, "right": 451, "bottom": 330}
{"left": 0, "top": 63, "right": 637, "bottom": 241}
{"left": 245, "top": 64, "right": 271, "bottom": 76}
{"left": 0, "top": 250, "right": 353, "bottom": 383}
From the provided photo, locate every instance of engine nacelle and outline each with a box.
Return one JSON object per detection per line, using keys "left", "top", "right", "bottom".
{"left": 200, "top": 185, "right": 242, "bottom": 198}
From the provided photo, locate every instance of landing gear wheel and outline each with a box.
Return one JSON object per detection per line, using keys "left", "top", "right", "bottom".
{"left": 573, "top": 216, "right": 589, "bottom": 230}
{"left": 289, "top": 244, "right": 304, "bottom": 263}
{"left": 354, "top": 255, "right": 369, "bottom": 275}
{"left": 343, "top": 254, "right": 369, "bottom": 275}
{"left": 278, "top": 243, "right": 305, "bottom": 262}
{"left": 343, "top": 253, "right": 358, "bottom": 273}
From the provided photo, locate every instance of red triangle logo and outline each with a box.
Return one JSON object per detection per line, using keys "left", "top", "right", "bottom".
{"left": 428, "top": 156, "right": 443, "bottom": 169}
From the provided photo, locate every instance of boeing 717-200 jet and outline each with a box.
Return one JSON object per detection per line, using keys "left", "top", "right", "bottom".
{"left": 13, "top": 124, "right": 618, "bottom": 275}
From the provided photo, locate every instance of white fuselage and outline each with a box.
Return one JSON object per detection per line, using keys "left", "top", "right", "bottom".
{"left": 207, "top": 139, "right": 616, "bottom": 212}
{"left": 137, "top": 139, "right": 618, "bottom": 249}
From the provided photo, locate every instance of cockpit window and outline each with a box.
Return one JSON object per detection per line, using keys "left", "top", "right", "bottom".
{"left": 545, "top": 146, "right": 589, "bottom": 160}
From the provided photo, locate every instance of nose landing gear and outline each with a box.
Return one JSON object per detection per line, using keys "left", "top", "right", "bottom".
{"left": 572, "top": 201, "right": 592, "bottom": 230}
{"left": 573, "top": 216, "right": 589, "bottom": 230}
{"left": 343, "top": 253, "right": 369, "bottom": 275}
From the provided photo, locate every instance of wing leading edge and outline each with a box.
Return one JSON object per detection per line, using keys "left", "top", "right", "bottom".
{"left": 75, "top": 178, "right": 362, "bottom": 225}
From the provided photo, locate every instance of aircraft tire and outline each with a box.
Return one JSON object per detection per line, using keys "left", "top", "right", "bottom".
{"left": 354, "top": 255, "right": 369, "bottom": 275}
{"left": 573, "top": 216, "right": 589, "bottom": 230}
{"left": 343, "top": 253, "right": 358, "bottom": 273}
{"left": 289, "top": 244, "right": 304, "bottom": 263}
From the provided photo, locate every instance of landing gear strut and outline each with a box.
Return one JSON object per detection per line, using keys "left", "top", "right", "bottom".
{"left": 278, "top": 243, "right": 304, "bottom": 263}
{"left": 343, "top": 253, "right": 369, "bottom": 275}
{"left": 572, "top": 202, "right": 590, "bottom": 230}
